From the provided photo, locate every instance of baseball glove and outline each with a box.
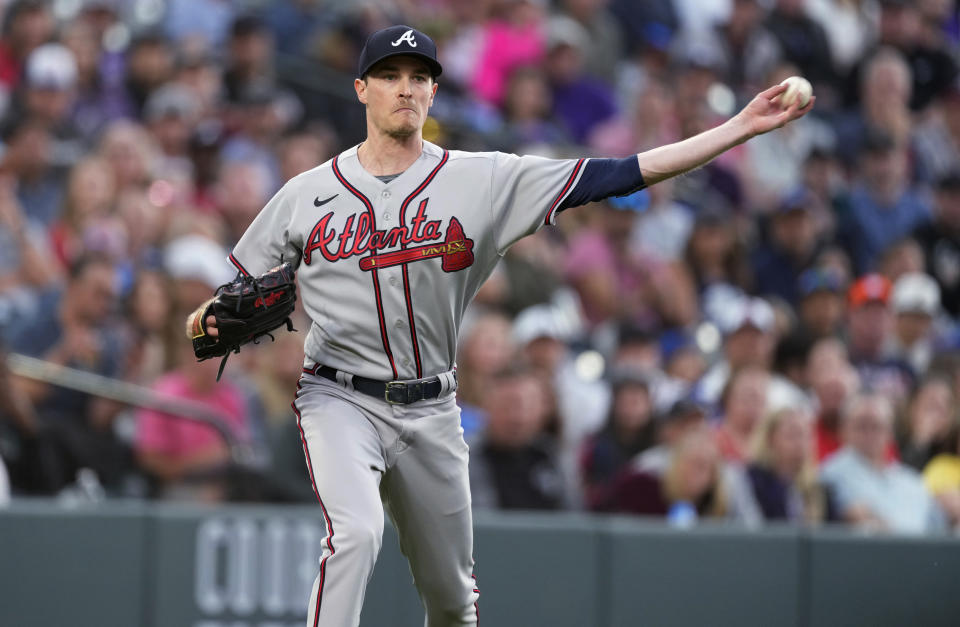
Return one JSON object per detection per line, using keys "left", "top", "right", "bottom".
{"left": 188, "top": 262, "right": 298, "bottom": 380}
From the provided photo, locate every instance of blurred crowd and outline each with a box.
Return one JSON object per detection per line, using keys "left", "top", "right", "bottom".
{"left": 0, "top": 0, "right": 960, "bottom": 534}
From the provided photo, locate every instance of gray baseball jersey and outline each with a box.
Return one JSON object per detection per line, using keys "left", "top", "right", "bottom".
{"left": 230, "top": 140, "right": 588, "bottom": 381}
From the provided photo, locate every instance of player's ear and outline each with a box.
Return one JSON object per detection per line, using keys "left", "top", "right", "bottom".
{"left": 429, "top": 80, "right": 437, "bottom": 105}
{"left": 355, "top": 77, "right": 368, "bottom": 105}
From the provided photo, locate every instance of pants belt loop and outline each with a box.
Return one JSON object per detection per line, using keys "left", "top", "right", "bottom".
{"left": 335, "top": 370, "right": 354, "bottom": 392}
{"left": 437, "top": 370, "right": 456, "bottom": 396}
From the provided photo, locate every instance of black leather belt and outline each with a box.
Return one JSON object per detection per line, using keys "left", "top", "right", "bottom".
{"left": 307, "top": 365, "right": 449, "bottom": 405}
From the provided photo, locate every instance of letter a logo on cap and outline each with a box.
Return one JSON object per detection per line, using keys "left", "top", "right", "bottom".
{"left": 391, "top": 29, "right": 417, "bottom": 48}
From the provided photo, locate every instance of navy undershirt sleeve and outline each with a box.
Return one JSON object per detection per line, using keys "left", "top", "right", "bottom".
{"left": 558, "top": 157, "right": 646, "bottom": 212}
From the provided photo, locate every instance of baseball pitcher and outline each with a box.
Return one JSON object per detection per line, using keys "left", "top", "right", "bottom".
{"left": 187, "top": 25, "right": 813, "bottom": 627}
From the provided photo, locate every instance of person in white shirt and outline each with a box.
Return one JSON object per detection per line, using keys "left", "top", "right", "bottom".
{"left": 821, "top": 392, "right": 945, "bottom": 534}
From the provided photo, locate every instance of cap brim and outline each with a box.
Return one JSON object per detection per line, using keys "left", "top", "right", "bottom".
{"left": 361, "top": 51, "right": 443, "bottom": 78}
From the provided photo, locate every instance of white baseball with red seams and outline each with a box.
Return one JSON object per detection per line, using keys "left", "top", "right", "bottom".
{"left": 230, "top": 139, "right": 587, "bottom": 626}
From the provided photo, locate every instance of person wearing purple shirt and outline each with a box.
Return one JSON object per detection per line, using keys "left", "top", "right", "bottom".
{"left": 544, "top": 16, "right": 618, "bottom": 144}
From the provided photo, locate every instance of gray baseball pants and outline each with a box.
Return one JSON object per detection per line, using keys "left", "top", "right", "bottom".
{"left": 293, "top": 368, "right": 479, "bottom": 626}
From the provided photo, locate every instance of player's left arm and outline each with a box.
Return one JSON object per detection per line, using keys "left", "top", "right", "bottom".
{"left": 635, "top": 83, "right": 814, "bottom": 186}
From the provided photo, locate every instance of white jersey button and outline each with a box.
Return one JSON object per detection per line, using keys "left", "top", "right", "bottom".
{"left": 395, "top": 319, "right": 404, "bottom": 328}
{"left": 382, "top": 191, "right": 391, "bottom": 199}
{"left": 389, "top": 277, "right": 399, "bottom": 287}
{"left": 384, "top": 212, "right": 391, "bottom": 220}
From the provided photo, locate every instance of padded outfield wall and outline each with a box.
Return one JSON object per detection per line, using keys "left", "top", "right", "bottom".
{"left": 0, "top": 502, "right": 958, "bottom": 627}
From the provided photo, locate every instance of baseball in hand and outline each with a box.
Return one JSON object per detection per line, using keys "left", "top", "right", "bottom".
{"left": 777, "top": 76, "right": 813, "bottom": 108}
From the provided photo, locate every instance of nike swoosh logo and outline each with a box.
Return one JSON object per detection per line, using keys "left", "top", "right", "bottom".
{"left": 314, "top": 194, "right": 338, "bottom": 207}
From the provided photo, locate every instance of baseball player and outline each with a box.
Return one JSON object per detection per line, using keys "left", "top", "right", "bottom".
{"left": 189, "top": 24, "right": 813, "bottom": 627}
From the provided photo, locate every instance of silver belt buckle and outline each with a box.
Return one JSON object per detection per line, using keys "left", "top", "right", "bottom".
{"left": 385, "top": 381, "right": 407, "bottom": 404}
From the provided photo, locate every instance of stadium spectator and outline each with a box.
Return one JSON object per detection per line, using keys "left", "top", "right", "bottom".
{"left": 752, "top": 188, "right": 824, "bottom": 305}
{"left": 511, "top": 302, "right": 608, "bottom": 500}
{"left": 871, "top": 0, "right": 957, "bottom": 112}
{"left": 97, "top": 121, "right": 159, "bottom": 193}
{"left": 897, "top": 376, "right": 956, "bottom": 471}
{"left": 610, "top": 426, "right": 729, "bottom": 522}
{"left": 564, "top": 198, "right": 696, "bottom": 331}
{"left": 846, "top": 274, "right": 914, "bottom": 403}
{"left": 0, "top": 0, "right": 55, "bottom": 90}
{"left": 806, "top": 337, "right": 861, "bottom": 462}
{"left": 765, "top": 0, "right": 837, "bottom": 92}
{"left": 885, "top": 272, "right": 942, "bottom": 375}
{"left": 697, "top": 295, "right": 776, "bottom": 407}
{"left": 839, "top": 130, "right": 931, "bottom": 274}
{"left": 913, "top": 171, "right": 960, "bottom": 317}
{"left": 2, "top": 254, "right": 130, "bottom": 493}
{"left": 821, "top": 392, "right": 945, "bottom": 533}
{"left": 123, "top": 33, "right": 176, "bottom": 118}
{"left": 633, "top": 398, "right": 707, "bottom": 474}
{"left": 48, "top": 156, "right": 117, "bottom": 270}
{"left": 455, "top": 309, "right": 515, "bottom": 438}
{"left": 796, "top": 267, "right": 846, "bottom": 339}
{"left": 468, "top": 366, "right": 568, "bottom": 510}
{"left": 675, "top": 0, "right": 781, "bottom": 96}
{"left": 0, "top": 173, "right": 58, "bottom": 294}
{"left": 543, "top": 15, "right": 618, "bottom": 144}
{"left": 747, "top": 406, "right": 834, "bottom": 523}
{"left": 715, "top": 366, "right": 771, "bottom": 463}
{"left": 923, "top": 424, "right": 960, "bottom": 529}
{"left": 223, "top": 15, "right": 276, "bottom": 105}
{"left": 123, "top": 269, "right": 178, "bottom": 384}
{"left": 471, "top": 0, "right": 546, "bottom": 106}
{"left": 144, "top": 83, "right": 200, "bottom": 178}
{"left": 491, "top": 65, "right": 569, "bottom": 152}
{"left": 580, "top": 369, "right": 656, "bottom": 511}
{"left": 683, "top": 210, "right": 752, "bottom": 297}
{"left": 556, "top": 0, "right": 623, "bottom": 85}
{"left": 4, "top": 119, "right": 62, "bottom": 228}
{"left": 62, "top": 20, "right": 132, "bottom": 141}
{"left": 134, "top": 336, "right": 251, "bottom": 501}
{"left": 248, "top": 310, "right": 315, "bottom": 502}
{"left": 877, "top": 237, "right": 925, "bottom": 283}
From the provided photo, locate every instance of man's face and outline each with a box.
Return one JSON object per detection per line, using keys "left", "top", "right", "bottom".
{"left": 845, "top": 399, "right": 893, "bottom": 463}
{"left": 486, "top": 376, "right": 548, "bottom": 448}
{"left": 848, "top": 302, "right": 892, "bottom": 355}
{"left": 725, "top": 325, "right": 773, "bottom": 369}
{"left": 773, "top": 210, "right": 815, "bottom": 258}
{"left": 355, "top": 56, "right": 437, "bottom": 141}
{"left": 71, "top": 262, "right": 116, "bottom": 323}
{"left": 800, "top": 291, "right": 844, "bottom": 337}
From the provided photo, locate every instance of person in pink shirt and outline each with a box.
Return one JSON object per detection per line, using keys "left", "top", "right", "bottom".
{"left": 135, "top": 340, "right": 250, "bottom": 499}
{"left": 470, "top": 0, "right": 545, "bottom": 106}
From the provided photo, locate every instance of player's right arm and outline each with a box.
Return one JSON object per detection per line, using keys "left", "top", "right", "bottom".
{"left": 185, "top": 182, "right": 301, "bottom": 340}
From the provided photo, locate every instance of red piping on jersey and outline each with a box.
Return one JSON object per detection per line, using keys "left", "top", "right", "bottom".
{"left": 292, "top": 382, "right": 334, "bottom": 627}
{"left": 544, "top": 158, "right": 585, "bottom": 226}
{"left": 332, "top": 154, "right": 399, "bottom": 380}
{"left": 228, "top": 253, "right": 251, "bottom": 276}
{"left": 398, "top": 150, "right": 449, "bottom": 378}
{"left": 472, "top": 573, "right": 480, "bottom": 624}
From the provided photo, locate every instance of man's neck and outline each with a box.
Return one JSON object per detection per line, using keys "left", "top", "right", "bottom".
{"left": 358, "top": 130, "right": 424, "bottom": 177}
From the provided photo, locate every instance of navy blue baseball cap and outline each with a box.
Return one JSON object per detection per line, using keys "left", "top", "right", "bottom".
{"left": 357, "top": 25, "right": 443, "bottom": 79}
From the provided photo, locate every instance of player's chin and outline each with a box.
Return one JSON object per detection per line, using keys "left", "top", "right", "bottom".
{"left": 386, "top": 120, "right": 420, "bottom": 139}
